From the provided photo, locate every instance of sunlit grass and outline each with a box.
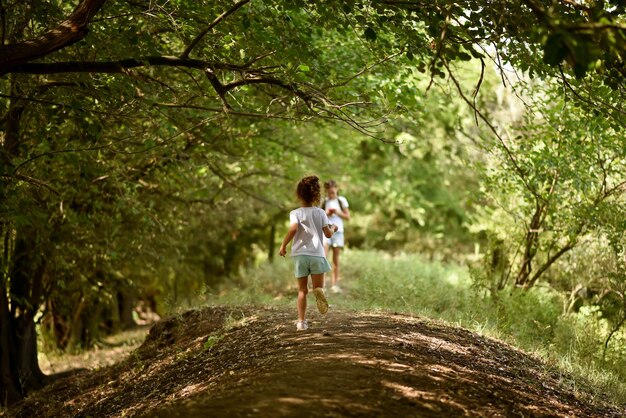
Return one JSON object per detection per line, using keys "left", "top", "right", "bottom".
{"left": 211, "top": 248, "right": 626, "bottom": 407}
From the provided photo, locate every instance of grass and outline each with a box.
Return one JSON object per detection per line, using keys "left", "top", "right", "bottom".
{"left": 207, "top": 248, "right": 626, "bottom": 407}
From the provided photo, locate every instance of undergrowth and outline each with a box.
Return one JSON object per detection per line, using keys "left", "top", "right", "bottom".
{"left": 208, "top": 249, "right": 626, "bottom": 407}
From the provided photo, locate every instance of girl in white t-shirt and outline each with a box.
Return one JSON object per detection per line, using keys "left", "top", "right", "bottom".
{"left": 279, "top": 176, "right": 338, "bottom": 331}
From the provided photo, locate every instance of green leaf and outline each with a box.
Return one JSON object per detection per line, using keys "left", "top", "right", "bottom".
{"left": 364, "top": 27, "right": 377, "bottom": 41}
{"left": 543, "top": 33, "right": 567, "bottom": 66}
{"left": 573, "top": 62, "right": 588, "bottom": 78}
{"left": 203, "top": 334, "right": 224, "bottom": 350}
{"left": 470, "top": 48, "right": 484, "bottom": 59}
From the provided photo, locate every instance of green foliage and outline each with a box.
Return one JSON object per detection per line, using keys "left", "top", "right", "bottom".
{"left": 342, "top": 251, "right": 472, "bottom": 315}
{"left": 470, "top": 78, "right": 626, "bottom": 288}
{"left": 203, "top": 333, "right": 224, "bottom": 351}
{"left": 0, "top": 0, "right": 623, "bottom": 381}
{"left": 3, "top": 0, "right": 626, "bottom": 406}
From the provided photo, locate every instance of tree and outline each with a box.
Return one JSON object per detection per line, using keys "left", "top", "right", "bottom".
{"left": 472, "top": 80, "right": 626, "bottom": 291}
{"left": 3, "top": 0, "right": 626, "bottom": 406}
{"left": 1, "top": 1, "right": 394, "bottom": 403}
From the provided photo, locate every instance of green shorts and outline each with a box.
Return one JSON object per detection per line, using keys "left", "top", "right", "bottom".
{"left": 293, "top": 255, "right": 332, "bottom": 278}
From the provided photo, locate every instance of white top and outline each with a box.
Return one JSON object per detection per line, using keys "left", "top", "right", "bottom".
{"left": 322, "top": 196, "right": 349, "bottom": 233}
{"left": 289, "top": 207, "right": 331, "bottom": 257}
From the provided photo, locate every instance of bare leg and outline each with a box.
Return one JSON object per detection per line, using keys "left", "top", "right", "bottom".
{"left": 311, "top": 273, "right": 329, "bottom": 314}
{"left": 332, "top": 247, "right": 341, "bottom": 286}
{"left": 297, "top": 276, "right": 309, "bottom": 321}
{"left": 323, "top": 243, "right": 331, "bottom": 287}
{"left": 311, "top": 273, "right": 324, "bottom": 290}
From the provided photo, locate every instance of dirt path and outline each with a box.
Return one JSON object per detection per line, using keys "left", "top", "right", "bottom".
{"left": 7, "top": 306, "right": 625, "bottom": 417}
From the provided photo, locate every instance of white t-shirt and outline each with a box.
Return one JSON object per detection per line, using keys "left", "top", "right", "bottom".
{"left": 289, "top": 207, "right": 331, "bottom": 257}
{"left": 322, "top": 196, "right": 349, "bottom": 233}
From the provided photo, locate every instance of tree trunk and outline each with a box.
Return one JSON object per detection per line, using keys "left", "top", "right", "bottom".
{"left": 66, "top": 298, "right": 86, "bottom": 350}
{"left": 0, "top": 282, "right": 22, "bottom": 406}
{"left": 118, "top": 290, "right": 136, "bottom": 330}
{"left": 0, "top": 228, "right": 49, "bottom": 406}
{"left": 83, "top": 305, "right": 102, "bottom": 348}
{"left": 515, "top": 202, "right": 545, "bottom": 287}
{"left": 10, "top": 231, "right": 48, "bottom": 390}
{"left": 0, "top": 66, "right": 55, "bottom": 408}
{"left": 13, "top": 315, "right": 46, "bottom": 390}
{"left": 268, "top": 223, "right": 276, "bottom": 263}
{"left": 0, "top": 286, "right": 47, "bottom": 406}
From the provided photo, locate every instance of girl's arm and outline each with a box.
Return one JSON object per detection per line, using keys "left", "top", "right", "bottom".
{"left": 279, "top": 223, "right": 298, "bottom": 257}
{"left": 336, "top": 207, "right": 351, "bottom": 221}
{"left": 323, "top": 224, "right": 338, "bottom": 238}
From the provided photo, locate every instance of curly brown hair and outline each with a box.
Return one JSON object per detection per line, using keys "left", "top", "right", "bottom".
{"left": 296, "top": 176, "right": 321, "bottom": 206}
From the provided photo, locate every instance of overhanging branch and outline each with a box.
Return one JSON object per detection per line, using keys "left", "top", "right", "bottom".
{"left": 7, "top": 55, "right": 277, "bottom": 75}
{"left": 180, "top": 0, "right": 251, "bottom": 59}
{"left": 8, "top": 56, "right": 211, "bottom": 74}
{"left": 0, "top": 0, "right": 108, "bottom": 75}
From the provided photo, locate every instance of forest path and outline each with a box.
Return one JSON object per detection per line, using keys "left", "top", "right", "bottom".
{"left": 9, "top": 305, "right": 623, "bottom": 417}
{"left": 148, "top": 307, "right": 619, "bottom": 418}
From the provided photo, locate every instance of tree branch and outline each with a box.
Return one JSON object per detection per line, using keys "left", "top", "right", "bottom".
{"left": 442, "top": 59, "right": 536, "bottom": 198}
{"left": 0, "top": 0, "right": 108, "bottom": 75}
{"left": 1, "top": 174, "right": 60, "bottom": 196}
{"left": 526, "top": 243, "right": 575, "bottom": 288}
{"left": 604, "top": 295, "right": 626, "bottom": 353}
{"left": 208, "top": 163, "right": 276, "bottom": 207}
{"left": 8, "top": 56, "right": 212, "bottom": 74}
{"left": 7, "top": 55, "right": 282, "bottom": 76}
{"left": 520, "top": 0, "right": 551, "bottom": 24}
{"left": 204, "top": 68, "right": 232, "bottom": 111}
{"left": 180, "top": 0, "right": 251, "bottom": 59}
{"left": 154, "top": 102, "right": 299, "bottom": 120}
{"left": 561, "top": 0, "right": 591, "bottom": 13}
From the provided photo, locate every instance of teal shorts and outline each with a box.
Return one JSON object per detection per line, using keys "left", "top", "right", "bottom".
{"left": 293, "top": 255, "right": 332, "bottom": 278}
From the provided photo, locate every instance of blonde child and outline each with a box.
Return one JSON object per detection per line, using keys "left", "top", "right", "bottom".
{"left": 279, "top": 176, "right": 338, "bottom": 331}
